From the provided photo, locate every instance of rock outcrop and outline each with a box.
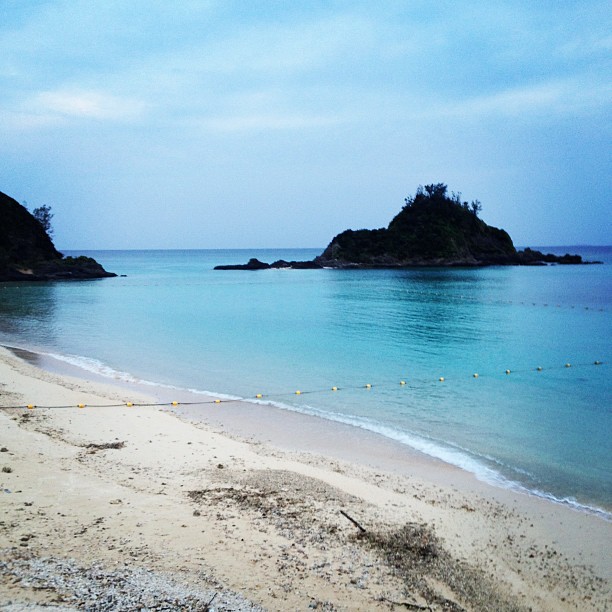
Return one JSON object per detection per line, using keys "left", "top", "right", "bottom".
{"left": 215, "top": 183, "right": 599, "bottom": 270}
{"left": 316, "top": 184, "right": 520, "bottom": 267}
{"left": 0, "top": 190, "right": 116, "bottom": 281}
{"left": 215, "top": 258, "right": 322, "bottom": 270}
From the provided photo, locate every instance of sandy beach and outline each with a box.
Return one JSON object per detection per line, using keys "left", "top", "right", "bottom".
{"left": 0, "top": 345, "right": 610, "bottom": 611}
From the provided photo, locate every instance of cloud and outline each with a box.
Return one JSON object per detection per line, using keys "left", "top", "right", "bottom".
{"left": 403, "top": 78, "right": 612, "bottom": 122}
{"left": 0, "top": 88, "right": 147, "bottom": 133}
{"left": 0, "top": 9, "right": 369, "bottom": 134}
{"left": 201, "top": 13, "right": 373, "bottom": 76}
{"left": 466, "top": 79, "right": 610, "bottom": 116}
{"left": 557, "top": 32, "right": 612, "bottom": 59}
{"left": 32, "top": 89, "right": 146, "bottom": 121}
{"left": 195, "top": 112, "right": 344, "bottom": 133}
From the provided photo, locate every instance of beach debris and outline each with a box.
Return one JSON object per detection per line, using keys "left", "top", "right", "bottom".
{"left": 365, "top": 522, "right": 526, "bottom": 611}
{"left": 84, "top": 441, "right": 125, "bottom": 454}
{"left": 2, "top": 466, "right": 13, "bottom": 473}
{"left": 308, "top": 598, "right": 336, "bottom": 609}
{"left": 378, "top": 596, "right": 434, "bottom": 610}
{"left": 205, "top": 592, "right": 218, "bottom": 610}
{"left": 340, "top": 510, "right": 366, "bottom": 534}
{"left": 0, "top": 447, "right": 8, "bottom": 452}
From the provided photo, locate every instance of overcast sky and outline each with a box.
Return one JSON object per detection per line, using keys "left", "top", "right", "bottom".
{"left": 1, "top": 1, "right": 610, "bottom": 249}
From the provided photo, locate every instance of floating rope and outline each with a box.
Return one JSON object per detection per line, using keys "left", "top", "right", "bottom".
{"left": 0, "top": 360, "right": 604, "bottom": 411}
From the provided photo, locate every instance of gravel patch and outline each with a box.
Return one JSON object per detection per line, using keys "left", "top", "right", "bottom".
{"left": 1, "top": 552, "right": 264, "bottom": 611}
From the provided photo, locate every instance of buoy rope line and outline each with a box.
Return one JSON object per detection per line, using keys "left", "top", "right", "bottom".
{"left": 0, "top": 360, "right": 605, "bottom": 411}
{"left": 455, "top": 296, "right": 606, "bottom": 312}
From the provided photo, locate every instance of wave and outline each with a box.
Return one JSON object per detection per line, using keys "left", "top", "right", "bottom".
{"left": 8, "top": 343, "right": 611, "bottom": 522}
{"left": 238, "top": 395, "right": 612, "bottom": 521}
{"left": 41, "top": 351, "right": 145, "bottom": 383}
{"left": 36, "top": 349, "right": 248, "bottom": 404}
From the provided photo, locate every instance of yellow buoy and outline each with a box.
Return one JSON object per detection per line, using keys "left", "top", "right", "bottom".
{"left": 400, "top": 380, "right": 406, "bottom": 385}
{"left": 565, "top": 363, "right": 571, "bottom": 368}
{"left": 365, "top": 383, "right": 372, "bottom": 389}
{"left": 77, "top": 403, "right": 86, "bottom": 409}
{"left": 505, "top": 369, "right": 511, "bottom": 375}
{"left": 255, "top": 394, "right": 262, "bottom": 399}
{"left": 171, "top": 401, "right": 178, "bottom": 406}
{"left": 27, "top": 404, "right": 34, "bottom": 410}
{"left": 594, "top": 360, "right": 602, "bottom": 365}
{"left": 331, "top": 386, "right": 338, "bottom": 391}
{"left": 126, "top": 402, "right": 133, "bottom": 407}
{"left": 214, "top": 399, "right": 221, "bottom": 404}
{"left": 439, "top": 377, "right": 445, "bottom": 382}
{"left": 536, "top": 367, "right": 543, "bottom": 372}
{"left": 473, "top": 373, "right": 479, "bottom": 378}
{"left": 295, "top": 390, "right": 301, "bottom": 395}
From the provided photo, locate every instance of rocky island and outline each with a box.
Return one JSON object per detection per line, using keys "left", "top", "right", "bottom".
{"left": 0, "top": 190, "right": 116, "bottom": 281}
{"left": 216, "top": 183, "right": 599, "bottom": 269}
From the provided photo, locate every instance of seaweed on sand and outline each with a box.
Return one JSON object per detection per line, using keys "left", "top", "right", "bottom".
{"left": 365, "top": 523, "right": 526, "bottom": 612}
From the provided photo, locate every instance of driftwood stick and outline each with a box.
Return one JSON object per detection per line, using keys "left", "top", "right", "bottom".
{"left": 204, "top": 592, "right": 217, "bottom": 610}
{"left": 340, "top": 509, "right": 366, "bottom": 533}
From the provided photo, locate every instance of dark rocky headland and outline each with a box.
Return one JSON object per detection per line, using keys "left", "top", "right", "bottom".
{"left": 216, "top": 183, "right": 601, "bottom": 270}
{"left": 0, "top": 190, "right": 116, "bottom": 281}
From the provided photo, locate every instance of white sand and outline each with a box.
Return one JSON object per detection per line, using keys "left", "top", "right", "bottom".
{"left": 0, "top": 346, "right": 610, "bottom": 610}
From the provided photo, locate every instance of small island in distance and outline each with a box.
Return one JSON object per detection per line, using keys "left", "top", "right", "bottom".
{"left": 0, "top": 190, "right": 116, "bottom": 281}
{"left": 216, "top": 183, "right": 601, "bottom": 270}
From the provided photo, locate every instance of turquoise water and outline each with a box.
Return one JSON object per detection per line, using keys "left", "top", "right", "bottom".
{"left": 1, "top": 247, "right": 610, "bottom": 517}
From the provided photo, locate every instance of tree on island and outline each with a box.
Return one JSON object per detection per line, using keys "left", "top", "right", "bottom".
{"left": 405, "top": 183, "right": 482, "bottom": 217}
{"left": 0, "top": 190, "right": 116, "bottom": 281}
{"left": 32, "top": 204, "right": 54, "bottom": 237}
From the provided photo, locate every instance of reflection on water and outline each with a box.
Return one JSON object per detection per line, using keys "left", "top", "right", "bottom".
{"left": 327, "top": 268, "right": 492, "bottom": 354}
{"left": 0, "top": 283, "right": 58, "bottom": 344}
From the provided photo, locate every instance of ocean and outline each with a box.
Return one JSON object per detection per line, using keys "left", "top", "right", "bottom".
{"left": 1, "top": 246, "right": 610, "bottom": 518}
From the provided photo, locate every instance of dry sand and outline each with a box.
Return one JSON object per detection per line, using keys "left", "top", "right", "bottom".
{"left": 0, "top": 345, "right": 610, "bottom": 611}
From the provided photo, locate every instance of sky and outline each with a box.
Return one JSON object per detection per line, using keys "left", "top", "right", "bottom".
{"left": 1, "top": 0, "right": 610, "bottom": 250}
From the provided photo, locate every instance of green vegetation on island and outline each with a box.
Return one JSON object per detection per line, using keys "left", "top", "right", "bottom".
{"left": 0, "top": 190, "right": 116, "bottom": 281}
{"left": 316, "top": 183, "right": 517, "bottom": 267}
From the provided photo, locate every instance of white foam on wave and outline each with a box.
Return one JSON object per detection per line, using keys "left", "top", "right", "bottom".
{"left": 247, "top": 396, "right": 612, "bottom": 521}
{"left": 523, "top": 489, "right": 612, "bottom": 521}
{"left": 16, "top": 345, "right": 611, "bottom": 522}
{"left": 40, "top": 351, "right": 146, "bottom": 384}
{"left": 185, "top": 387, "right": 243, "bottom": 401}
{"left": 40, "top": 350, "right": 242, "bottom": 402}
{"left": 255, "top": 397, "right": 511, "bottom": 483}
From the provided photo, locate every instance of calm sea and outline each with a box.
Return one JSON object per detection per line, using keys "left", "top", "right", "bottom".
{"left": 1, "top": 247, "right": 610, "bottom": 517}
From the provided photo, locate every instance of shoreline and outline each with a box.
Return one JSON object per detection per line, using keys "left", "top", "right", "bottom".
{"left": 4, "top": 343, "right": 611, "bottom": 522}
{"left": 1, "top": 345, "right": 610, "bottom": 610}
